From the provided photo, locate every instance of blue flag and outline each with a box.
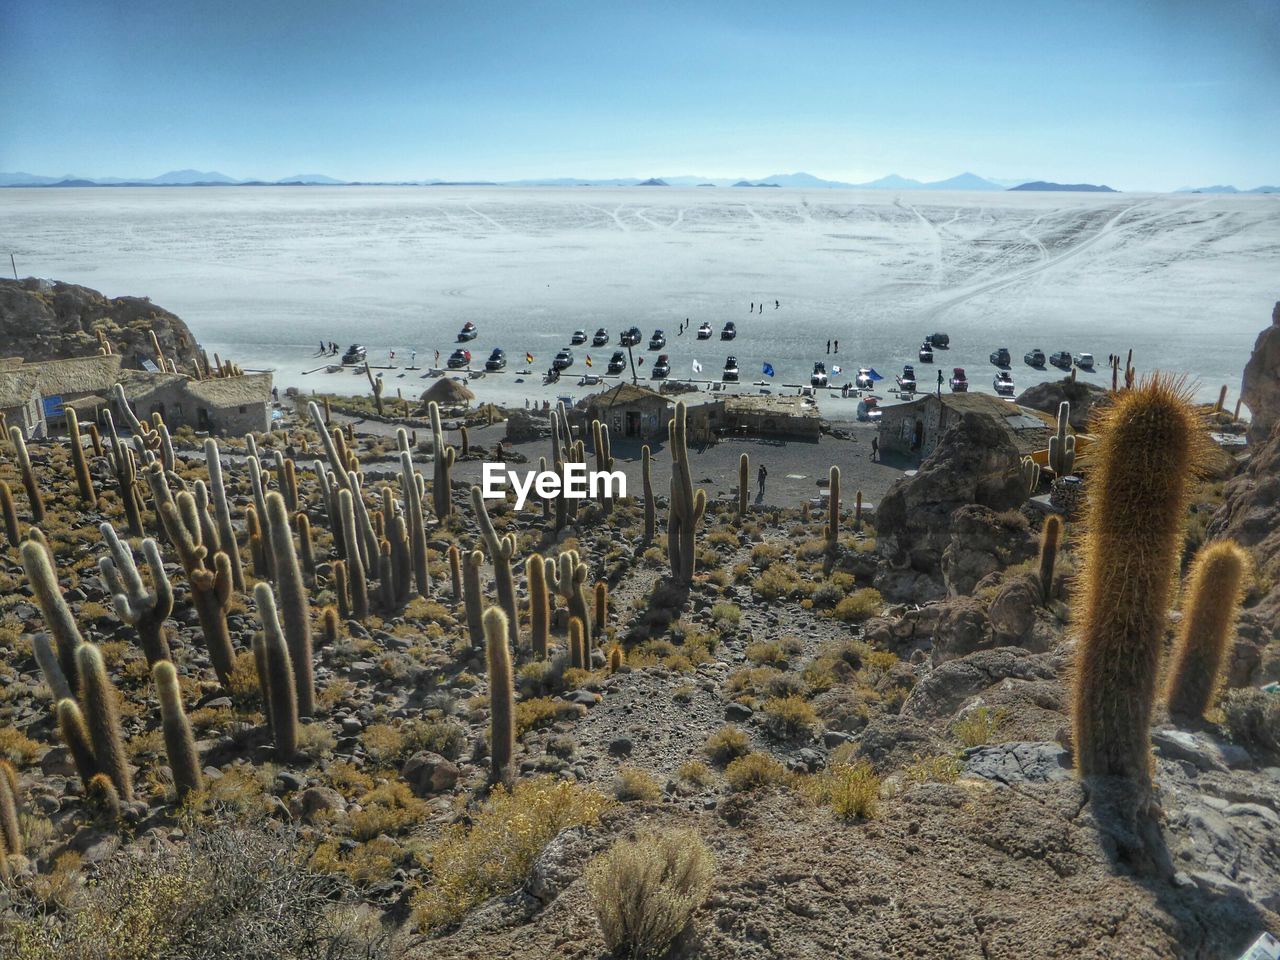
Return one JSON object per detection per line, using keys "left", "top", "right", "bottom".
{"left": 762, "top": 362, "right": 775, "bottom": 377}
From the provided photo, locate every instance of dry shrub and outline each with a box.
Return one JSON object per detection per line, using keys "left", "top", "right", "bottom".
{"left": 724, "top": 752, "right": 790, "bottom": 791}
{"left": 587, "top": 828, "right": 714, "bottom": 959}
{"left": 702, "top": 726, "right": 750, "bottom": 765}
{"left": 614, "top": 766, "right": 661, "bottom": 802}
{"left": 808, "top": 759, "right": 881, "bottom": 820}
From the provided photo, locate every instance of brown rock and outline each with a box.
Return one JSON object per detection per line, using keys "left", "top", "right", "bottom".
{"left": 987, "top": 573, "right": 1042, "bottom": 645}
{"left": 402, "top": 751, "right": 460, "bottom": 797}
{"left": 1242, "top": 301, "right": 1280, "bottom": 445}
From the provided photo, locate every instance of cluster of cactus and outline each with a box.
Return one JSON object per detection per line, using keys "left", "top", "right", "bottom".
{"left": 429, "top": 401, "right": 456, "bottom": 520}
{"left": 99, "top": 524, "right": 173, "bottom": 665}
{"left": 265, "top": 492, "right": 316, "bottom": 716}
{"left": 1071, "top": 376, "right": 1206, "bottom": 834}
{"left": 1048, "top": 401, "right": 1076, "bottom": 477}
{"left": 398, "top": 429, "right": 431, "bottom": 597}
{"left": 548, "top": 550, "right": 592, "bottom": 658}
{"left": 253, "top": 582, "right": 299, "bottom": 760}
{"left": 591, "top": 419, "right": 616, "bottom": 513}
{"left": 472, "top": 486, "right": 520, "bottom": 649}
{"left": 667, "top": 401, "right": 706, "bottom": 583}
{"left": 549, "top": 401, "right": 585, "bottom": 529}
{"left": 1020, "top": 456, "right": 1041, "bottom": 496}
{"left": 102, "top": 410, "right": 144, "bottom": 536}
{"left": 338, "top": 489, "right": 371, "bottom": 620}
{"left": 8, "top": 426, "right": 45, "bottom": 524}
{"left": 22, "top": 540, "right": 86, "bottom": 692}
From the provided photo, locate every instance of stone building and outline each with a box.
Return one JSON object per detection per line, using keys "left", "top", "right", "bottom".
{"left": 122, "top": 371, "right": 274, "bottom": 435}
{"left": 877, "top": 392, "right": 1050, "bottom": 460}
{"left": 581, "top": 383, "right": 672, "bottom": 440}
{"left": 23, "top": 354, "right": 125, "bottom": 426}
{"left": 0, "top": 370, "right": 46, "bottom": 439}
{"left": 721, "top": 395, "right": 822, "bottom": 440}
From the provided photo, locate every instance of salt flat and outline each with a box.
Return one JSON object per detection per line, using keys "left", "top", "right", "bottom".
{"left": 3, "top": 186, "right": 1276, "bottom": 406}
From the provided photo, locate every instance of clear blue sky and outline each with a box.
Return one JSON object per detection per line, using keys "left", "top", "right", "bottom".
{"left": 2, "top": 0, "right": 1278, "bottom": 190}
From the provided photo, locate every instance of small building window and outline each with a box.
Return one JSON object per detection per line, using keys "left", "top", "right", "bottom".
{"left": 238, "top": 406, "right": 246, "bottom": 413}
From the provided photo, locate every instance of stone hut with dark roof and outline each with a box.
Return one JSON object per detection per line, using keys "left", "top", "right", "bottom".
{"left": 581, "top": 383, "right": 672, "bottom": 440}
{"left": 0, "top": 370, "right": 45, "bottom": 439}
{"left": 122, "top": 371, "right": 274, "bottom": 436}
{"left": 878, "top": 392, "right": 1051, "bottom": 460}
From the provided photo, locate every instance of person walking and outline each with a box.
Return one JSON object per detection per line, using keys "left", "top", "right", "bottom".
{"left": 411, "top": 350, "right": 417, "bottom": 367}
{"left": 757, "top": 463, "right": 768, "bottom": 498}
{"left": 434, "top": 349, "right": 440, "bottom": 367}
{"left": 834, "top": 339, "right": 839, "bottom": 353}
{"left": 750, "top": 302, "right": 754, "bottom": 313}
{"left": 775, "top": 299, "right": 779, "bottom": 309}
{"left": 937, "top": 369, "right": 944, "bottom": 395}
{"left": 871, "top": 435, "right": 879, "bottom": 462}
{"left": 826, "top": 339, "right": 831, "bottom": 355}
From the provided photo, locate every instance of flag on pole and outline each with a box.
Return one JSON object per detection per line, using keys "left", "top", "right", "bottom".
{"left": 762, "top": 362, "right": 775, "bottom": 377}
{"left": 692, "top": 359, "right": 703, "bottom": 373}
{"left": 525, "top": 352, "right": 534, "bottom": 364}
{"left": 585, "top": 355, "right": 593, "bottom": 367}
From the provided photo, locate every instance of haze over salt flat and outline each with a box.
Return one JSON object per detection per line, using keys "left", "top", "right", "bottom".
{"left": 4, "top": 186, "right": 1277, "bottom": 408}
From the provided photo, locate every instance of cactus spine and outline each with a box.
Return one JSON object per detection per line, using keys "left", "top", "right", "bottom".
{"left": 429, "top": 401, "right": 456, "bottom": 519}
{"left": 463, "top": 549, "right": 485, "bottom": 648}
{"left": 21, "top": 540, "right": 85, "bottom": 691}
{"left": 738, "top": 453, "right": 749, "bottom": 516}
{"left": 641, "top": 445, "right": 656, "bottom": 543}
{"left": 204, "top": 439, "right": 245, "bottom": 592}
{"left": 471, "top": 486, "right": 520, "bottom": 649}
{"left": 527, "top": 554, "right": 550, "bottom": 659}
{"left": 254, "top": 583, "right": 298, "bottom": 760}
{"left": 484, "top": 606, "right": 515, "bottom": 784}
{"left": 1165, "top": 541, "right": 1249, "bottom": 723}
{"left": 265, "top": 492, "right": 315, "bottom": 717}
{"left": 152, "top": 660, "right": 202, "bottom": 801}
{"left": 1038, "top": 515, "right": 1063, "bottom": 604}
{"left": 76, "top": 643, "right": 133, "bottom": 801}
{"left": 99, "top": 524, "right": 173, "bottom": 666}
{"left": 8, "top": 426, "right": 44, "bottom": 524}
{"left": 67, "top": 408, "right": 97, "bottom": 506}
{"left": 1049, "top": 401, "right": 1076, "bottom": 477}
{"left": 667, "top": 401, "right": 706, "bottom": 583}
{"left": 1071, "top": 376, "right": 1203, "bottom": 825}
{"left": 338, "top": 489, "right": 369, "bottom": 620}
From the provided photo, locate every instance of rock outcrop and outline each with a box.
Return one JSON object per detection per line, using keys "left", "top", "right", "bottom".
{"left": 876, "top": 410, "right": 1026, "bottom": 600}
{"left": 0, "top": 277, "right": 200, "bottom": 370}
{"left": 940, "top": 504, "right": 1035, "bottom": 596}
{"left": 1014, "top": 376, "right": 1110, "bottom": 430}
{"left": 1241, "top": 301, "right": 1280, "bottom": 444}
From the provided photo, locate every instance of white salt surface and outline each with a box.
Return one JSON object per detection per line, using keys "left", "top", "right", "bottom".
{"left": 3, "top": 186, "right": 1277, "bottom": 410}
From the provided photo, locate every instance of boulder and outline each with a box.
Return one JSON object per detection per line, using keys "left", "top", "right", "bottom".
{"left": 401, "top": 751, "right": 460, "bottom": 797}
{"left": 940, "top": 505, "right": 1034, "bottom": 596}
{"left": 876, "top": 410, "right": 1027, "bottom": 597}
{"left": 930, "top": 597, "right": 992, "bottom": 665}
{"left": 987, "top": 573, "right": 1042, "bottom": 645}
{"left": 963, "top": 741, "right": 1073, "bottom": 785}
{"left": 900, "top": 647, "right": 1056, "bottom": 721}
{"left": 1014, "top": 377, "right": 1110, "bottom": 431}
{"left": 1241, "top": 301, "right": 1280, "bottom": 445}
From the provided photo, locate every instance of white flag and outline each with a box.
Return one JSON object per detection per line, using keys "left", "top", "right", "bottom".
{"left": 692, "top": 359, "right": 703, "bottom": 373}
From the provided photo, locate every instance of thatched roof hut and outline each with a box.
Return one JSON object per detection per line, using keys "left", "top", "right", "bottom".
{"left": 420, "top": 378, "right": 475, "bottom": 407}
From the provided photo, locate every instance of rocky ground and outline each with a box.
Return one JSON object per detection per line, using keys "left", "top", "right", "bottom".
{"left": 0, "top": 373, "right": 1277, "bottom": 959}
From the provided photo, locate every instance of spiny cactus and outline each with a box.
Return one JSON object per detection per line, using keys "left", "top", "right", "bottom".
{"left": 378, "top": 539, "right": 395, "bottom": 611}
{"left": 309, "top": 400, "right": 353, "bottom": 495}
{"left": 484, "top": 606, "right": 515, "bottom": 784}
{"left": 641, "top": 445, "right": 656, "bottom": 543}
{"left": 738, "top": 453, "right": 749, "bottom": 516}
{"left": 824, "top": 465, "right": 841, "bottom": 548}
{"left": 400, "top": 440, "right": 430, "bottom": 597}
{"left": 56, "top": 698, "right": 97, "bottom": 785}
{"left": 592, "top": 420, "right": 616, "bottom": 513}
{"left": 1038, "top": 515, "right": 1063, "bottom": 604}
{"left": 609, "top": 645, "right": 624, "bottom": 673}
{"left": 364, "top": 363, "right": 385, "bottom": 415}
{"left": 99, "top": 524, "right": 173, "bottom": 666}
{"left": 67, "top": 408, "right": 97, "bottom": 506}
{"left": 152, "top": 660, "right": 203, "bottom": 801}
{"left": 76, "top": 643, "right": 133, "bottom": 801}
{"left": 667, "top": 401, "right": 706, "bottom": 584}
{"left": 1049, "top": 402, "right": 1076, "bottom": 477}
{"left": 33, "top": 633, "right": 74, "bottom": 702}
{"left": 254, "top": 582, "right": 298, "bottom": 760}
{"left": 1, "top": 481, "right": 20, "bottom": 548}
{"left": 1071, "top": 376, "right": 1205, "bottom": 826}
{"left": 332, "top": 559, "right": 351, "bottom": 621}
{"left": 103, "top": 410, "right": 144, "bottom": 536}
{"left": 204, "top": 439, "right": 246, "bottom": 592}
{"left": 459, "top": 424, "right": 470, "bottom": 458}
{"left": 245, "top": 451, "right": 274, "bottom": 580}
{"left": 86, "top": 772, "right": 122, "bottom": 820}
{"left": 568, "top": 617, "right": 586, "bottom": 670}
{"left": 0, "top": 758, "right": 20, "bottom": 856}
{"left": 265, "top": 492, "right": 314, "bottom": 717}
{"left": 320, "top": 604, "right": 340, "bottom": 645}
{"left": 8, "top": 426, "right": 44, "bottom": 524}
{"left": 471, "top": 485, "right": 519, "bottom": 649}
{"left": 296, "top": 511, "right": 315, "bottom": 581}
{"left": 855, "top": 489, "right": 864, "bottom": 531}
{"left": 338, "top": 489, "right": 370, "bottom": 620}
{"left": 1165, "top": 540, "right": 1249, "bottom": 723}
{"left": 1020, "top": 456, "right": 1042, "bottom": 496}
{"left": 160, "top": 493, "right": 237, "bottom": 684}
{"left": 192, "top": 480, "right": 220, "bottom": 556}
{"left": 594, "top": 580, "right": 608, "bottom": 635}
{"left": 463, "top": 549, "right": 486, "bottom": 648}
{"left": 429, "top": 402, "right": 457, "bottom": 520}
{"left": 448, "top": 543, "right": 462, "bottom": 601}
{"left": 548, "top": 550, "right": 592, "bottom": 656}
{"left": 278, "top": 453, "right": 299, "bottom": 514}
{"left": 22, "top": 539, "right": 85, "bottom": 691}
{"left": 527, "top": 554, "right": 550, "bottom": 659}
{"left": 347, "top": 469, "right": 381, "bottom": 572}
{"left": 245, "top": 504, "right": 267, "bottom": 578}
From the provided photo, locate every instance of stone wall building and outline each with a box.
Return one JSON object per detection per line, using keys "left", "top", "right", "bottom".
{"left": 581, "top": 383, "right": 672, "bottom": 440}
{"left": 23, "top": 354, "right": 124, "bottom": 426}
{"left": 721, "top": 395, "right": 822, "bottom": 440}
{"left": 878, "top": 393, "right": 1050, "bottom": 460}
{"left": 0, "top": 370, "right": 46, "bottom": 439}
{"left": 122, "top": 371, "right": 274, "bottom": 435}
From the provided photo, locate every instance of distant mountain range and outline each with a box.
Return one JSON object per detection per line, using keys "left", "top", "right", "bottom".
{"left": 1, "top": 168, "right": 1271, "bottom": 193}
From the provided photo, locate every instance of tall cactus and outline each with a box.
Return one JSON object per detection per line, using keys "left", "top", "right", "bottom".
{"left": 21, "top": 540, "right": 85, "bottom": 692}
{"left": 667, "top": 401, "right": 706, "bottom": 584}
{"left": 548, "top": 550, "right": 592, "bottom": 656}
{"left": 254, "top": 583, "right": 298, "bottom": 760}
{"left": 1165, "top": 540, "right": 1249, "bottom": 723}
{"left": 592, "top": 419, "right": 615, "bottom": 514}
{"left": 642, "top": 445, "right": 657, "bottom": 543}
{"left": 471, "top": 485, "right": 519, "bottom": 649}
{"left": 825, "top": 465, "right": 841, "bottom": 548}
{"left": 400, "top": 437, "right": 430, "bottom": 596}
{"left": 152, "top": 660, "right": 203, "bottom": 801}
{"left": 594, "top": 580, "right": 608, "bottom": 635}
{"left": 484, "top": 607, "right": 515, "bottom": 784}
{"left": 1071, "top": 376, "right": 1204, "bottom": 832}
{"left": 364, "top": 363, "right": 385, "bottom": 415}
{"left": 568, "top": 617, "right": 586, "bottom": 670}
{"left": 56, "top": 698, "right": 97, "bottom": 785}
{"left": 1, "top": 481, "right": 20, "bottom": 548}
{"left": 159, "top": 494, "right": 236, "bottom": 686}
{"left": 1038, "top": 515, "right": 1063, "bottom": 604}
{"left": 738, "top": 453, "right": 749, "bottom": 516}
{"left": 204, "top": 439, "right": 245, "bottom": 592}
{"left": 308, "top": 400, "right": 353, "bottom": 495}
{"left": 33, "top": 633, "right": 74, "bottom": 702}
{"left": 1020, "top": 456, "right": 1042, "bottom": 496}
{"left": 332, "top": 559, "right": 351, "bottom": 622}
{"left": 448, "top": 543, "right": 462, "bottom": 601}
{"left": 76, "top": 643, "right": 133, "bottom": 801}
{"left": 99, "top": 524, "right": 173, "bottom": 666}
{"left": 462, "top": 549, "right": 485, "bottom": 648}
{"left": 429, "top": 401, "right": 456, "bottom": 520}
{"left": 527, "top": 554, "right": 550, "bottom": 659}
{"left": 103, "top": 410, "right": 144, "bottom": 537}
{"left": 265, "top": 492, "right": 314, "bottom": 717}
{"left": 338, "top": 489, "right": 369, "bottom": 620}
{"left": 1049, "top": 401, "right": 1076, "bottom": 477}
{"left": 67, "top": 408, "right": 97, "bottom": 506}
{"left": 296, "top": 511, "right": 315, "bottom": 582}
{"left": 8, "top": 426, "right": 44, "bottom": 524}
